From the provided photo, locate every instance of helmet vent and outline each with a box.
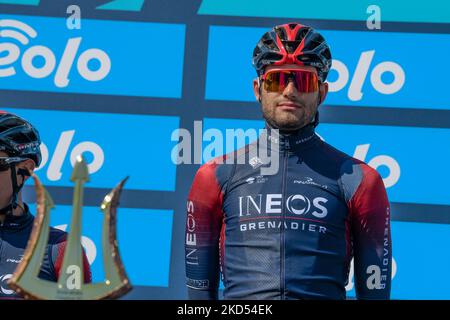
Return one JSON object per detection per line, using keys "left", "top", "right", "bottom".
{"left": 282, "top": 40, "right": 300, "bottom": 53}
{"left": 262, "top": 39, "right": 277, "bottom": 50}
{"left": 262, "top": 52, "right": 284, "bottom": 63}
{"left": 274, "top": 27, "right": 287, "bottom": 42}
{"left": 295, "top": 28, "right": 310, "bottom": 42}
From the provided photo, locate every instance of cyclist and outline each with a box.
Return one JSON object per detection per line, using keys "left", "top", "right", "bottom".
{"left": 185, "top": 23, "right": 392, "bottom": 300}
{"left": 0, "top": 111, "right": 91, "bottom": 299}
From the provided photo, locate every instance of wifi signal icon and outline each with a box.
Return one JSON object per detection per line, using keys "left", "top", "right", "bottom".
{"left": 0, "top": 19, "right": 36, "bottom": 45}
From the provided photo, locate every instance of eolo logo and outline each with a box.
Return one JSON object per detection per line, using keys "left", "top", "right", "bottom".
{"left": 36, "top": 130, "right": 105, "bottom": 182}
{"left": 329, "top": 50, "right": 406, "bottom": 101}
{"left": 0, "top": 19, "right": 111, "bottom": 87}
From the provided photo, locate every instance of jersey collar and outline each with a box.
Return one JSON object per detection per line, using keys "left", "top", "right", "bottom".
{"left": 0, "top": 203, "right": 33, "bottom": 231}
{"left": 264, "top": 122, "right": 320, "bottom": 152}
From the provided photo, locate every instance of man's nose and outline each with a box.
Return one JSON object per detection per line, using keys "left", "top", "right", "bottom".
{"left": 282, "top": 79, "right": 298, "bottom": 97}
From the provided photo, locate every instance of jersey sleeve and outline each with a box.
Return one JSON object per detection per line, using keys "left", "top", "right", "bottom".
{"left": 348, "top": 164, "right": 392, "bottom": 300}
{"left": 185, "top": 161, "right": 224, "bottom": 300}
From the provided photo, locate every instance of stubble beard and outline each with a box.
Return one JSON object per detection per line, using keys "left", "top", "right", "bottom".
{"left": 262, "top": 100, "right": 317, "bottom": 132}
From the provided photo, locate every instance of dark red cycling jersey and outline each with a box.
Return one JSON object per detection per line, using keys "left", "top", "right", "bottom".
{"left": 185, "top": 124, "right": 392, "bottom": 300}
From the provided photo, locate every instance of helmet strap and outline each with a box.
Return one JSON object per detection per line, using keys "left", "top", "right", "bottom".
{"left": 258, "top": 78, "right": 262, "bottom": 103}
{"left": 312, "top": 89, "right": 322, "bottom": 128}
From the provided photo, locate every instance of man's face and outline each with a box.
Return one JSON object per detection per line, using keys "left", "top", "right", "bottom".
{"left": 0, "top": 151, "right": 36, "bottom": 209}
{"left": 253, "top": 64, "right": 328, "bottom": 132}
{"left": 0, "top": 151, "right": 13, "bottom": 209}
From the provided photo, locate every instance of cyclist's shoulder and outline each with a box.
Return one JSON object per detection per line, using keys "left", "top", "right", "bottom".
{"left": 315, "top": 138, "right": 354, "bottom": 162}
{"left": 47, "top": 226, "right": 67, "bottom": 248}
{"left": 315, "top": 138, "right": 374, "bottom": 173}
{"left": 317, "top": 144, "right": 384, "bottom": 203}
{"left": 315, "top": 139, "right": 381, "bottom": 187}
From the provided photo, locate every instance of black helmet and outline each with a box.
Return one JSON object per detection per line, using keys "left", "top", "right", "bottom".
{"left": 252, "top": 22, "right": 332, "bottom": 82}
{"left": 0, "top": 111, "right": 42, "bottom": 166}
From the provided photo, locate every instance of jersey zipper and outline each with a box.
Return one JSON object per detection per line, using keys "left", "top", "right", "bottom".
{"left": 280, "top": 143, "right": 289, "bottom": 299}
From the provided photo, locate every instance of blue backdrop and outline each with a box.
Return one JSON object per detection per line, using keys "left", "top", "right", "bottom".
{"left": 0, "top": 0, "right": 449, "bottom": 299}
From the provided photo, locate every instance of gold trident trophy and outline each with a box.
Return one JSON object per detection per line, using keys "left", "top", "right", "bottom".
{"left": 8, "top": 156, "right": 132, "bottom": 299}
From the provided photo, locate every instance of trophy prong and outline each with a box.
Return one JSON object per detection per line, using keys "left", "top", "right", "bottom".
{"left": 98, "top": 176, "right": 132, "bottom": 299}
{"left": 70, "top": 155, "right": 90, "bottom": 183}
{"left": 101, "top": 176, "right": 129, "bottom": 210}
{"left": 55, "top": 155, "right": 89, "bottom": 299}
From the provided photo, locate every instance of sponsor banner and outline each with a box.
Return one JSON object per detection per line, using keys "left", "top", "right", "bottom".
{"left": 0, "top": 14, "right": 185, "bottom": 98}
{"left": 5, "top": 108, "right": 180, "bottom": 191}
{"left": 28, "top": 204, "right": 174, "bottom": 287}
{"left": 205, "top": 26, "right": 450, "bottom": 110}
{"left": 203, "top": 118, "right": 450, "bottom": 206}
{"left": 198, "top": 0, "right": 450, "bottom": 24}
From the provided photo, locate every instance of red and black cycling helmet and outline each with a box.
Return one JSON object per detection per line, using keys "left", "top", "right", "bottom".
{"left": 252, "top": 23, "right": 332, "bottom": 82}
{"left": 0, "top": 111, "right": 42, "bottom": 166}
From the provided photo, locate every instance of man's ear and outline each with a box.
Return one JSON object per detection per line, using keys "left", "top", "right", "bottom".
{"left": 16, "top": 159, "right": 35, "bottom": 182}
{"left": 253, "top": 78, "right": 261, "bottom": 102}
{"left": 319, "top": 82, "right": 329, "bottom": 105}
